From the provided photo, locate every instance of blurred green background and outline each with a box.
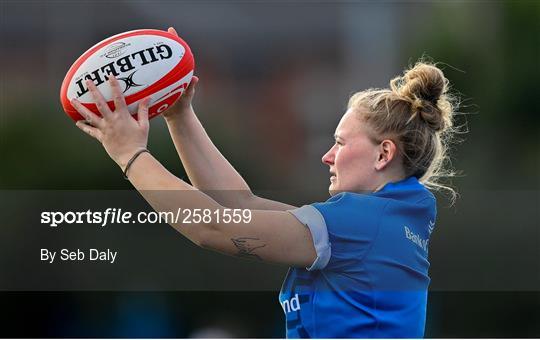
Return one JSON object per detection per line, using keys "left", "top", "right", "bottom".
{"left": 1, "top": 0, "right": 539, "bottom": 337}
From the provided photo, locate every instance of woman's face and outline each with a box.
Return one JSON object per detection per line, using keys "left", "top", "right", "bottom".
{"left": 322, "top": 109, "right": 381, "bottom": 195}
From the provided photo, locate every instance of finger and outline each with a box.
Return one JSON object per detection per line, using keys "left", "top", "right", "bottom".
{"left": 108, "top": 75, "right": 128, "bottom": 113}
{"left": 86, "top": 79, "right": 113, "bottom": 118}
{"left": 76, "top": 120, "right": 103, "bottom": 142}
{"left": 168, "top": 27, "right": 179, "bottom": 37}
{"left": 71, "top": 98, "right": 103, "bottom": 127}
{"left": 137, "top": 96, "right": 151, "bottom": 127}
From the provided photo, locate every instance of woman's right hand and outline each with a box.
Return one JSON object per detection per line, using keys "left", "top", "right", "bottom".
{"left": 163, "top": 27, "right": 199, "bottom": 121}
{"left": 163, "top": 74, "right": 199, "bottom": 121}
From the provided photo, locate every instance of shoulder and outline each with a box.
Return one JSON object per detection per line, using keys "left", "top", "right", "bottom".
{"left": 312, "top": 192, "right": 389, "bottom": 219}
{"left": 288, "top": 193, "right": 388, "bottom": 271}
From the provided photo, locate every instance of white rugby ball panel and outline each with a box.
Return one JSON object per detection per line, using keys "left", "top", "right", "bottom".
{"left": 60, "top": 29, "right": 194, "bottom": 121}
{"left": 66, "top": 35, "right": 185, "bottom": 101}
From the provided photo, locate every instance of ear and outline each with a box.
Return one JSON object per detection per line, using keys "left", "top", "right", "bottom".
{"left": 375, "top": 139, "right": 397, "bottom": 171}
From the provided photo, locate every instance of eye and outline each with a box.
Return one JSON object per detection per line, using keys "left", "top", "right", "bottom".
{"left": 335, "top": 141, "right": 343, "bottom": 146}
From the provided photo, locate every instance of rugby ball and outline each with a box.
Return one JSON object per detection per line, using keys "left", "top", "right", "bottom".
{"left": 60, "top": 29, "right": 194, "bottom": 121}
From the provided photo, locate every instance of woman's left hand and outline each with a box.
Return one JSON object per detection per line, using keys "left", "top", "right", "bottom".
{"left": 71, "top": 77, "right": 151, "bottom": 170}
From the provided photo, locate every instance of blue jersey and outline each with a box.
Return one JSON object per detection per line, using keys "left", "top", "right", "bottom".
{"left": 280, "top": 177, "right": 436, "bottom": 338}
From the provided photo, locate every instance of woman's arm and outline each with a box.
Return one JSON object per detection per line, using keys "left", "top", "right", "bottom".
{"left": 164, "top": 28, "right": 295, "bottom": 211}
{"left": 164, "top": 93, "right": 295, "bottom": 211}
{"left": 72, "top": 76, "right": 315, "bottom": 267}
{"left": 127, "top": 152, "right": 315, "bottom": 266}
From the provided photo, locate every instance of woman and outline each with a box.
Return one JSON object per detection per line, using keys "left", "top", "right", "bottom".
{"left": 72, "top": 31, "right": 458, "bottom": 337}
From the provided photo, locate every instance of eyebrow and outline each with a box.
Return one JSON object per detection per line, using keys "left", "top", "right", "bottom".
{"left": 334, "top": 134, "right": 344, "bottom": 141}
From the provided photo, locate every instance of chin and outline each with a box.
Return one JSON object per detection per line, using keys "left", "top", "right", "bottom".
{"left": 328, "top": 185, "right": 342, "bottom": 196}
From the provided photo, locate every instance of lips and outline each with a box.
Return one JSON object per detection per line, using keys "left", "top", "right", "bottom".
{"left": 329, "top": 168, "right": 336, "bottom": 182}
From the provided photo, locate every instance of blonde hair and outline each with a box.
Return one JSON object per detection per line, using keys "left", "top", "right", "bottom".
{"left": 348, "top": 60, "right": 460, "bottom": 201}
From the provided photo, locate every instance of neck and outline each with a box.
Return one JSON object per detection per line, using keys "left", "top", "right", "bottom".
{"left": 373, "top": 168, "right": 407, "bottom": 192}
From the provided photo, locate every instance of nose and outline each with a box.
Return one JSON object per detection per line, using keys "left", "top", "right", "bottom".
{"left": 322, "top": 145, "right": 336, "bottom": 165}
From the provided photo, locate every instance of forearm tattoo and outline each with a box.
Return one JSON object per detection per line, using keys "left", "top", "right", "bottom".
{"left": 231, "top": 237, "right": 266, "bottom": 261}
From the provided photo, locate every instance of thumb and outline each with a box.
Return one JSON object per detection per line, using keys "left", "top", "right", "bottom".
{"left": 167, "top": 27, "right": 179, "bottom": 37}
{"left": 186, "top": 76, "right": 199, "bottom": 94}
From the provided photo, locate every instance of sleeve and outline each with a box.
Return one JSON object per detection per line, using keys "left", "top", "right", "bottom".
{"left": 288, "top": 193, "right": 384, "bottom": 272}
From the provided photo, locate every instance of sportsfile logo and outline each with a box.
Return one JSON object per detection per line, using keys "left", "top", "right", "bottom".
{"left": 74, "top": 43, "right": 173, "bottom": 97}
{"left": 404, "top": 226, "right": 429, "bottom": 253}
{"left": 40, "top": 208, "right": 252, "bottom": 227}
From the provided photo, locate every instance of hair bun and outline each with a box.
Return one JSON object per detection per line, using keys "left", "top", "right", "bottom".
{"left": 400, "top": 63, "right": 446, "bottom": 103}
{"left": 390, "top": 62, "right": 453, "bottom": 132}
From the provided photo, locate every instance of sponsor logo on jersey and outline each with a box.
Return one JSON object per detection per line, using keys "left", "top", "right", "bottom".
{"left": 404, "top": 226, "right": 429, "bottom": 253}
{"left": 281, "top": 293, "right": 301, "bottom": 313}
{"left": 428, "top": 220, "right": 435, "bottom": 234}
